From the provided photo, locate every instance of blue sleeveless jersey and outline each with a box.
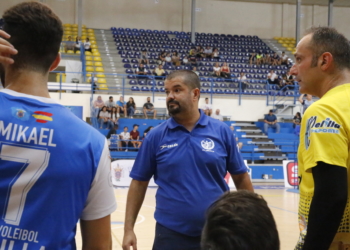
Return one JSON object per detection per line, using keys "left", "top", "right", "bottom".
{"left": 0, "top": 89, "right": 116, "bottom": 250}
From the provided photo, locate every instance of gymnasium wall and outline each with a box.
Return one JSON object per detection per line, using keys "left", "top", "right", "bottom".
{"left": 49, "top": 92, "right": 302, "bottom": 122}
{"left": 1, "top": 0, "right": 350, "bottom": 39}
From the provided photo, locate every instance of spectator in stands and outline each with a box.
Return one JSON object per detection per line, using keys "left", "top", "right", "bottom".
{"left": 271, "top": 52, "right": 280, "bottom": 66}
{"left": 238, "top": 72, "right": 248, "bottom": 91}
{"left": 65, "top": 35, "right": 74, "bottom": 53}
{"left": 143, "top": 96, "right": 157, "bottom": 119}
{"left": 88, "top": 74, "right": 97, "bottom": 84}
{"left": 130, "top": 124, "right": 142, "bottom": 149}
{"left": 143, "top": 126, "right": 154, "bottom": 139}
{"left": 256, "top": 52, "right": 264, "bottom": 65}
{"left": 165, "top": 53, "right": 172, "bottom": 67}
{"left": 98, "top": 106, "right": 112, "bottom": 129}
{"left": 198, "top": 48, "right": 206, "bottom": 59}
{"left": 182, "top": 56, "right": 190, "bottom": 66}
{"left": 211, "top": 109, "right": 223, "bottom": 121}
{"left": 264, "top": 109, "right": 280, "bottom": 134}
{"left": 84, "top": 37, "right": 91, "bottom": 52}
{"left": 117, "top": 95, "right": 127, "bottom": 117}
{"left": 139, "top": 50, "right": 149, "bottom": 65}
{"left": 192, "top": 66, "right": 200, "bottom": 76}
{"left": 172, "top": 51, "right": 180, "bottom": 66}
{"left": 298, "top": 94, "right": 314, "bottom": 114}
{"left": 201, "top": 97, "right": 212, "bottom": 116}
{"left": 286, "top": 69, "right": 295, "bottom": 85}
{"left": 204, "top": 46, "right": 213, "bottom": 58}
{"left": 281, "top": 51, "right": 289, "bottom": 65}
{"left": 136, "top": 63, "right": 148, "bottom": 78}
{"left": 106, "top": 124, "right": 119, "bottom": 140}
{"left": 93, "top": 95, "right": 104, "bottom": 116}
{"left": 213, "top": 62, "right": 221, "bottom": 77}
{"left": 293, "top": 112, "right": 302, "bottom": 129}
{"left": 73, "top": 36, "right": 81, "bottom": 53}
{"left": 127, "top": 97, "right": 136, "bottom": 118}
{"left": 120, "top": 126, "right": 132, "bottom": 151}
{"left": 189, "top": 53, "right": 197, "bottom": 67}
{"left": 267, "top": 70, "right": 281, "bottom": 86}
{"left": 157, "top": 52, "right": 166, "bottom": 65}
{"left": 189, "top": 47, "right": 196, "bottom": 56}
{"left": 195, "top": 46, "right": 203, "bottom": 58}
{"left": 220, "top": 62, "right": 230, "bottom": 78}
{"left": 110, "top": 106, "right": 119, "bottom": 125}
{"left": 249, "top": 53, "right": 256, "bottom": 65}
{"left": 201, "top": 190, "right": 280, "bottom": 250}
{"left": 105, "top": 96, "right": 116, "bottom": 111}
{"left": 213, "top": 48, "right": 220, "bottom": 59}
{"left": 263, "top": 52, "right": 271, "bottom": 65}
{"left": 153, "top": 64, "right": 166, "bottom": 78}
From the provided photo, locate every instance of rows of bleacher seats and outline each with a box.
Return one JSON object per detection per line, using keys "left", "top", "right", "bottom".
{"left": 110, "top": 27, "right": 297, "bottom": 96}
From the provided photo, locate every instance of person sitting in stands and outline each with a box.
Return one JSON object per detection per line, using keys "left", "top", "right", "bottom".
{"left": 106, "top": 124, "right": 119, "bottom": 139}
{"left": 73, "top": 36, "right": 81, "bottom": 53}
{"left": 238, "top": 72, "right": 248, "bottom": 91}
{"left": 110, "top": 107, "right": 119, "bottom": 125}
{"left": 213, "top": 48, "right": 220, "bottom": 59}
{"left": 211, "top": 109, "right": 223, "bottom": 121}
{"left": 165, "top": 53, "right": 172, "bottom": 67}
{"left": 84, "top": 37, "right": 91, "bottom": 52}
{"left": 139, "top": 50, "right": 149, "bottom": 65}
{"left": 264, "top": 109, "right": 280, "bottom": 134}
{"left": 192, "top": 66, "right": 200, "bottom": 76}
{"left": 153, "top": 64, "right": 166, "bottom": 78}
{"left": 182, "top": 56, "right": 190, "bottom": 66}
{"left": 256, "top": 52, "right": 264, "bottom": 65}
{"left": 127, "top": 97, "right": 136, "bottom": 118}
{"left": 281, "top": 51, "right": 289, "bottom": 65}
{"left": 116, "top": 95, "right": 127, "bottom": 117}
{"left": 130, "top": 124, "right": 142, "bottom": 149}
{"left": 143, "top": 96, "right": 157, "bottom": 119}
{"left": 143, "top": 126, "right": 154, "bottom": 139}
{"left": 97, "top": 106, "right": 112, "bottom": 129}
{"left": 105, "top": 96, "right": 116, "bottom": 111}
{"left": 65, "top": 35, "right": 74, "bottom": 52}
{"left": 119, "top": 126, "right": 132, "bottom": 151}
{"left": 93, "top": 95, "right": 104, "bottom": 116}
{"left": 220, "top": 62, "right": 230, "bottom": 78}
{"left": 249, "top": 52, "right": 256, "bottom": 65}
{"left": 136, "top": 63, "right": 148, "bottom": 78}
{"left": 213, "top": 62, "right": 221, "bottom": 77}
{"left": 267, "top": 70, "right": 281, "bottom": 86}
{"left": 201, "top": 190, "right": 279, "bottom": 250}
{"left": 271, "top": 52, "right": 280, "bottom": 66}
{"left": 293, "top": 112, "right": 302, "bottom": 129}
{"left": 172, "top": 51, "right": 180, "bottom": 66}
{"left": 189, "top": 53, "right": 197, "bottom": 67}
{"left": 204, "top": 46, "right": 213, "bottom": 58}
{"left": 263, "top": 52, "right": 271, "bottom": 65}
{"left": 157, "top": 52, "right": 166, "bottom": 65}
{"left": 201, "top": 97, "right": 212, "bottom": 116}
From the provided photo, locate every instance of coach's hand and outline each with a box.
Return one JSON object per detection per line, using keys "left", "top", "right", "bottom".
{"left": 122, "top": 230, "right": 137, "bottom": 250}
{"left": 0, "top": 30, "right": 17, "bottom": 65}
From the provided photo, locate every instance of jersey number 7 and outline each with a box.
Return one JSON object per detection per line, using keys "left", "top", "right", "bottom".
{"left": 1, "top": 143, "right": 50, "bottom": 226}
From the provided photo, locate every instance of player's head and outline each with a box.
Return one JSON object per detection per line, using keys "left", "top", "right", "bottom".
{"left": 2, "top": 2, "right": 63, "bottom": 76}
{"left": 165, "top": 70, "right": 200, "bottom": 117}
{"left": 201, "top": 190, "right": 280, "bottom": 250}
{"left": 290, "top": 27, "right": 350, "bottom": 96}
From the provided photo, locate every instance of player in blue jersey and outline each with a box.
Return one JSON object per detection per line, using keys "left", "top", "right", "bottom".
{"left": 122, "top": 70, "right": 253, "bottom": 250}
{"left": 0, "top": 2, "right": 116, "bottom": 249}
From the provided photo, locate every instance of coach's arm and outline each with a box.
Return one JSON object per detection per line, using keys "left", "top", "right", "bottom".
{"left": 302, "top": 161, "right": 348, "bottom": 250}
{"left": 80, "top": 215, "right": 112, "bottom": 250}
{"left": 232, "top": 172, "right": 254, "bottom": 192}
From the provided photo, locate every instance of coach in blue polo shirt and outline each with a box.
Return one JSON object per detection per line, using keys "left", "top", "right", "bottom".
{"left": 122, "top": 70, "right": 253, "bottom": 250}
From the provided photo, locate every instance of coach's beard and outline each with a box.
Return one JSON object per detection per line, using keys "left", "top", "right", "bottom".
{"left": 167, "top": 100, "right": 181, "bottom": 115}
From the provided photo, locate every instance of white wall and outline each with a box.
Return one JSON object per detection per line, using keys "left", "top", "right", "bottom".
{"left": 49, "top": 92, "right": 302, "bottom": 122}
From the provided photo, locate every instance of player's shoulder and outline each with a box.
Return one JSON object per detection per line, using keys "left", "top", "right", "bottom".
{"left": 207, "top": 117, "right": 231, "bottom": 132}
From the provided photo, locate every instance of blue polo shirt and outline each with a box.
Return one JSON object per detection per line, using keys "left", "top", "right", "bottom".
{"left": 264, "top": 114, "right": 277, "bottom": 122}
{"left": 130, "top": 110, "right": 247, "bottom": 236}
{"left": 116, "top": 100, "right": 125, "bottom": 107}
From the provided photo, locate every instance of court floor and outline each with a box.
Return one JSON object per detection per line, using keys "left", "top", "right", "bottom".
{"left": 76, "top": 185, "right": 300, "bottom": 250}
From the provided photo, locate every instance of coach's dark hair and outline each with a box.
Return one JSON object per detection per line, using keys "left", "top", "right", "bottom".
{"left": 166, "top": 70, "right": 201, "bottom": 92}
{"left": 305, "top": 27, "right": 350, "bottom": 69}
{"left": 3, "top": 2, "right": 63, "bottom": 74}
{"left": 201, "top": 190, "right": 280, "bottom": 250}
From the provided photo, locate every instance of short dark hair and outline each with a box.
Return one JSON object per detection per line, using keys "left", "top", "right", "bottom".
{"left": 305, "top": 26, "right": 350, "bottom": 69}
{"left": 166, "top": 70, "right": 201, "bottom": 91}
{"left": 124, "top": 126, "right": 128, "bottom": 129}
{"left": 3, "top": 2, "right": 63, "bottom": 74}
{"left": 201, "top": 190, "right": 280, "bottom": 250}
{"left": 269, "top": 109, "right": 274, "bottom": 113}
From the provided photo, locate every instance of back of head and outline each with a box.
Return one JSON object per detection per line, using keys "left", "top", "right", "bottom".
{"left": 3, "top": 2, "right": 63, "bottom": 74}
{"left": 305, "top": 26, "right": 350, "bottom": 70}
{"left": 201, "top": 190, "right": 280, "bottom": 250}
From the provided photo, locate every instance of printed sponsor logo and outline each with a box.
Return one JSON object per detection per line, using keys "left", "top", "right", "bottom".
{"left": 201, "top": 138, "right": 215, "bottom": 152}
{"left": 160, "top": 143, "right": 178, "bottom": 150}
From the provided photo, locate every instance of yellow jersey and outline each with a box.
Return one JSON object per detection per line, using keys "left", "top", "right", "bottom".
{"left": 296, "top": 84, "right": 350, "bottom": 250}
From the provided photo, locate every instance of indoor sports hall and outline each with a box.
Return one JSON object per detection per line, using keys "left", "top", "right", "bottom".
{"left": 1, "top": 0, "right": 350, "bottom": 249}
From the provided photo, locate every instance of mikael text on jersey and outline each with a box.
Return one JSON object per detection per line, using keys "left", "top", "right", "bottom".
{"left": 0, "top": 120, "right": 56, "bottom": 147}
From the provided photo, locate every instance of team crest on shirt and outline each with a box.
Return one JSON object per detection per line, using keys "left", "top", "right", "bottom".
{"left": 305, "top": 116, "right": 341, "bottom": 150}
{"left": 201, "top": 138, "right": 215, "bottom": 152}
{"left": 11, "top": 107, "right": 30, "bottom": 121}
